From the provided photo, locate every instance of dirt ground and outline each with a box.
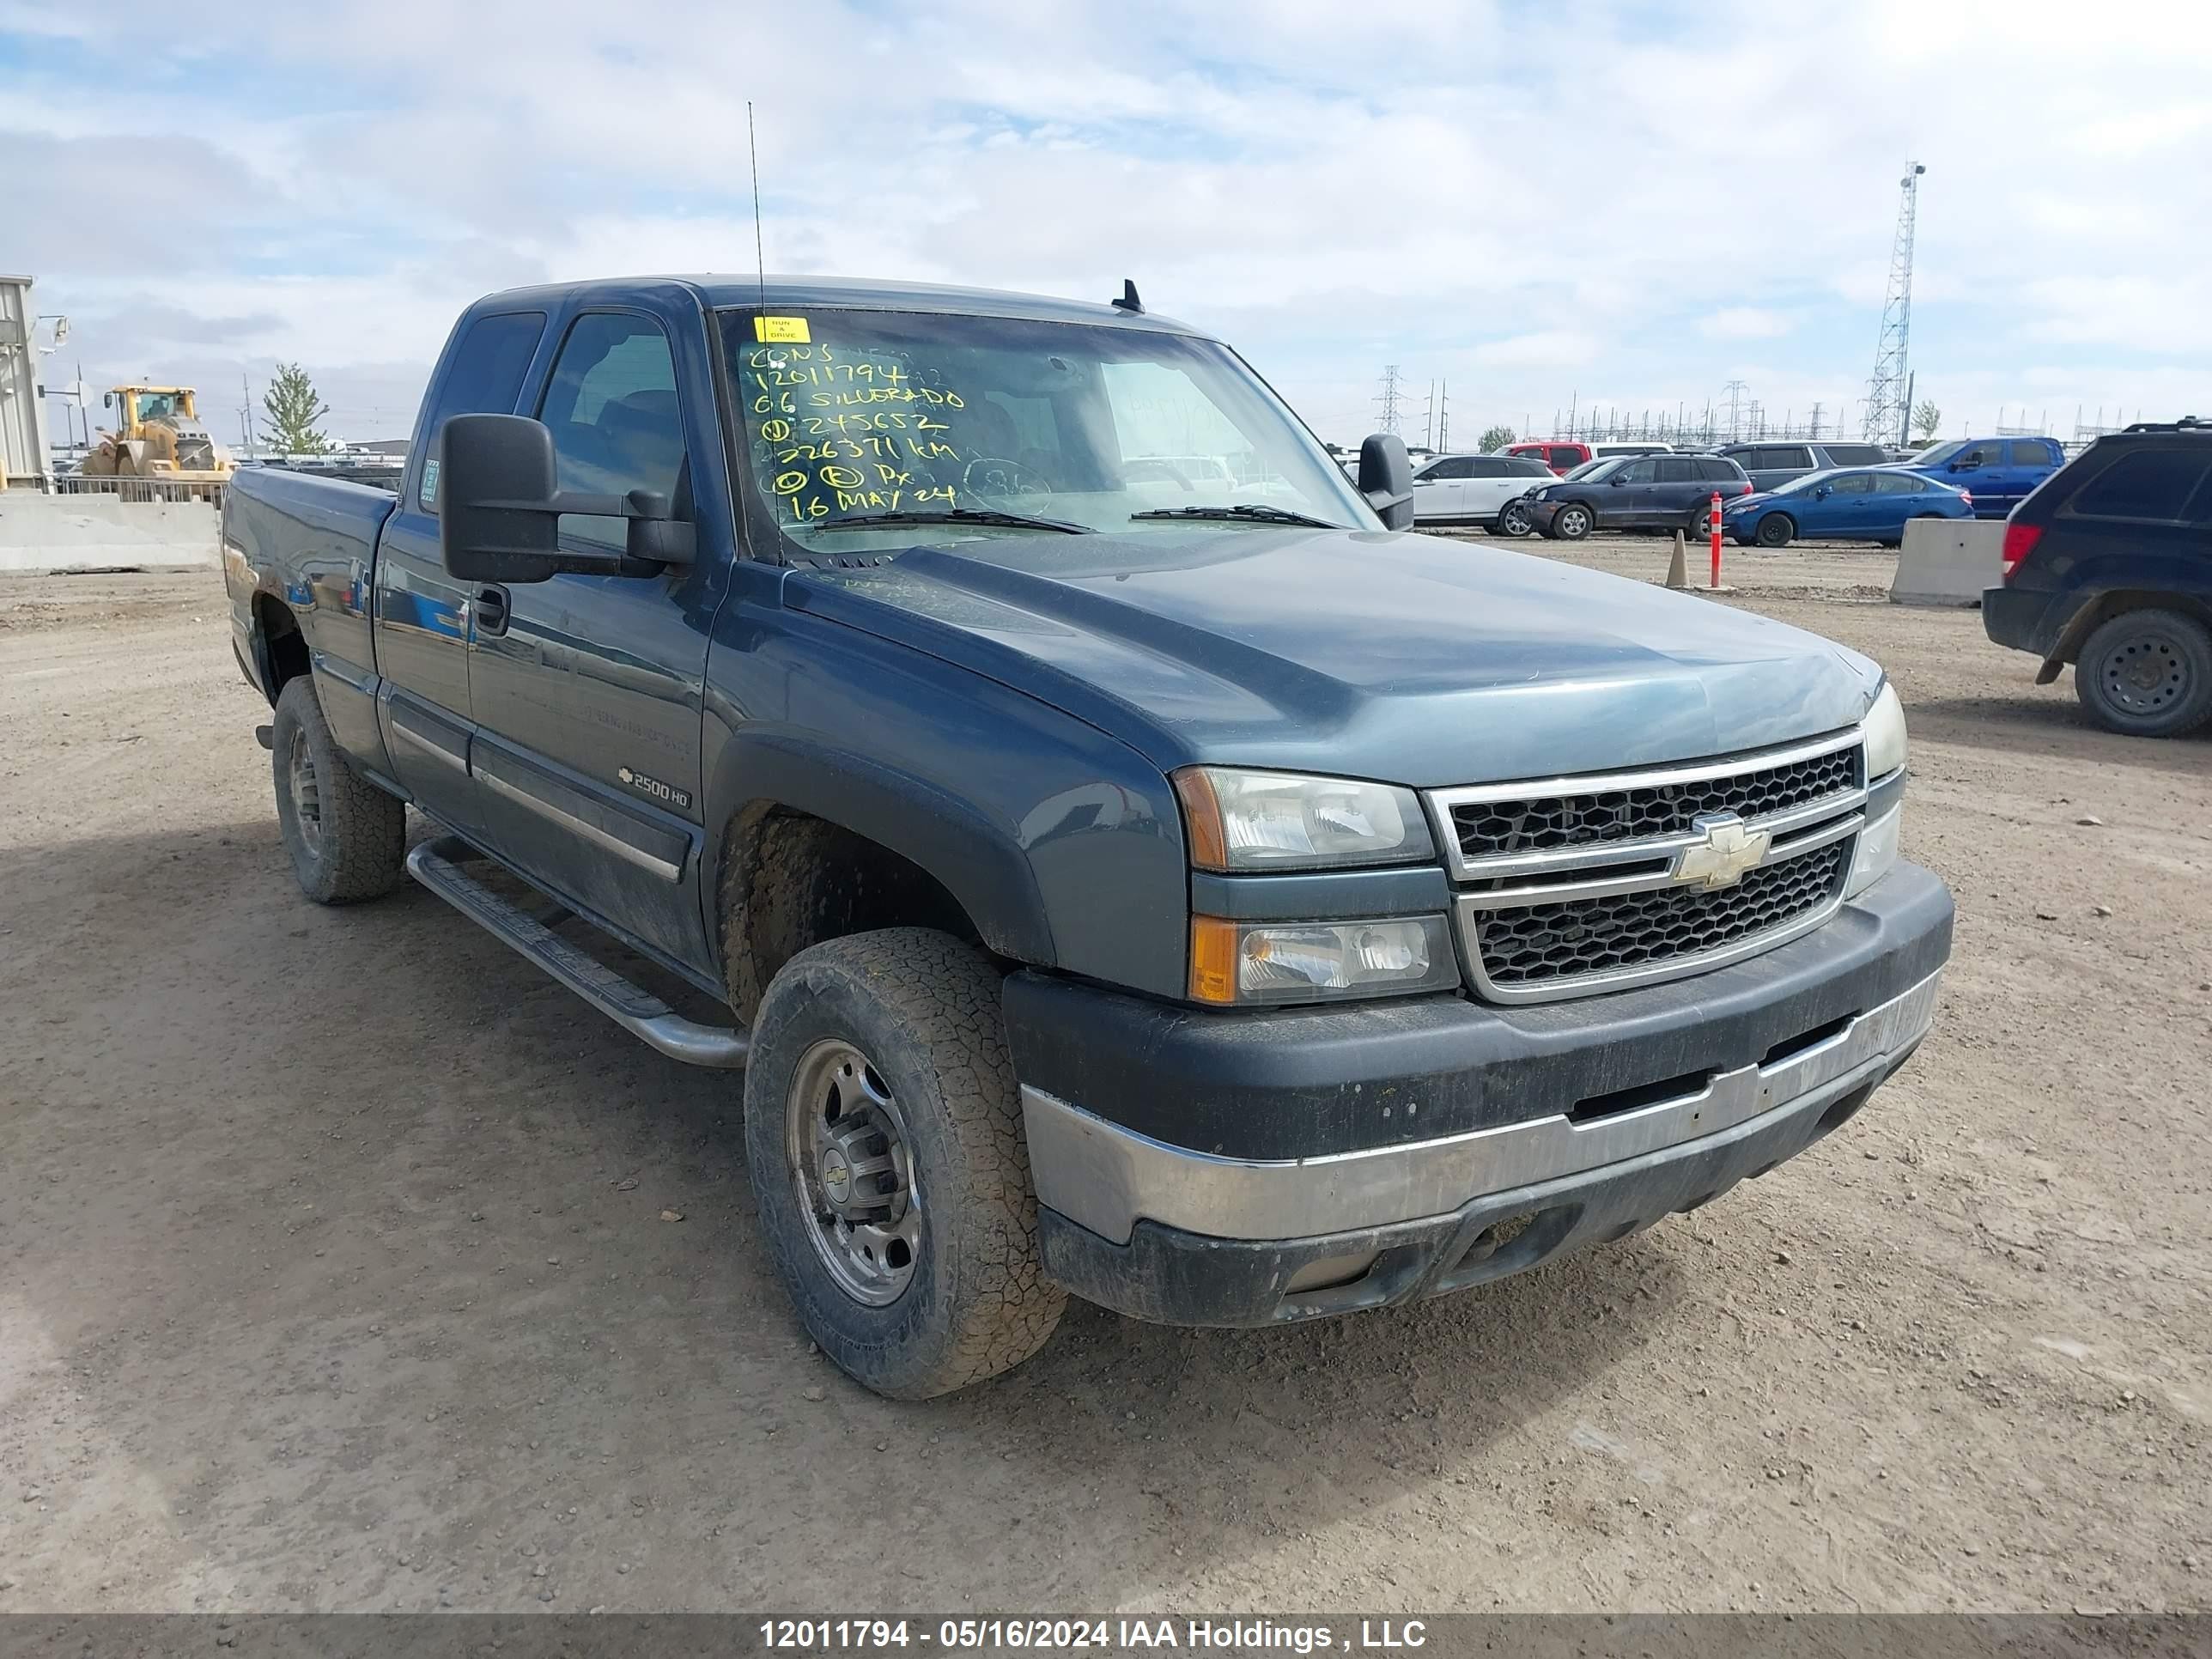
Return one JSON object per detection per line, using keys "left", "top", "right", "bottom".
{"left": 1, "top": 548, "right": 2206, "bottom": 1616}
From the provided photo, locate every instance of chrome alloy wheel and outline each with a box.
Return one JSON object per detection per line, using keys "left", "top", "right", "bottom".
{"left": 785, "top": 1038, "right": 921, "bottom": 1306}
{"left": 287, "top": 726, "right": 323, "bottom": 854}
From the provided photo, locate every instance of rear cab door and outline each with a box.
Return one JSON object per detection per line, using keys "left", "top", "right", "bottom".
{"left": 374, "top": 307, "right": 550, "bottom": 832}
{"left": 465, "top": 283, "right": 743, "bottom": 981}
{"left": 1650, "top": 455, "right": 1705, "bottom": 525}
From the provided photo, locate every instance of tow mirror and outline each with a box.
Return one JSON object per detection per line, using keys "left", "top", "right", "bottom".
{"left": 438, "top": 413, "right": 694, "bottom": 583}
{"left": 1357, "top": 433, "right": 1415, "bottom": 531}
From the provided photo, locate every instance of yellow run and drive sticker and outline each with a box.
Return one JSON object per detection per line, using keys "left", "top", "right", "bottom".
{"left": 754, "top": 316, "right": 811, "bottom": 343}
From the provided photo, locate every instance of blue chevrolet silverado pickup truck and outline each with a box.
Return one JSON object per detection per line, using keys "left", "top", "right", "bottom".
{"left": 222, "top": 275, "right": 1954, "bottom": 1397}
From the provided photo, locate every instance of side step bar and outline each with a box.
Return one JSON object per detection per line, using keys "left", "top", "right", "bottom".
{"left": 404, "top": 836, "right": 750, "bottom": 1069}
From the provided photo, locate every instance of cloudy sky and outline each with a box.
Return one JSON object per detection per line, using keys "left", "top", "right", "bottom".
{"left": 5, "top": 0, "right": 2209, "bottom": 450}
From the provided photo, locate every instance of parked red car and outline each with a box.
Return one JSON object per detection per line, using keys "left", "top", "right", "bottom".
{"left": 1507, "top": 441, "right": 1591, "bottom": 475}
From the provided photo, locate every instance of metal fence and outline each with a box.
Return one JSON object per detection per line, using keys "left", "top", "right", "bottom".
{"left": 51, "top": 474, "right": 226, "bottom": 508}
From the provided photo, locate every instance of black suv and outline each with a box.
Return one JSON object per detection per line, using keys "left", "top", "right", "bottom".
{"left": 1984, "top": 419, "right": 2212, "bottom": 738}
{"left": 1521, "top": 453, "right": 1752, "bottom": 540}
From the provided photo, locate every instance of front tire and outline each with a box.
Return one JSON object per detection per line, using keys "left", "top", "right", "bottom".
{"left": 270, "top": 677, "right": 405, "bottom": 904}
{"left": 1754, "top": 513, "right": 1795, "bottom": 549}
{"left": 2074, "top": 609, "right": 2212, "bottom": 738}
{"left": 1553, "top": 502, "right": 1593, "bottom": 541}
{"left": 743, "top": 928, "right": 1066, "bottom": 1398}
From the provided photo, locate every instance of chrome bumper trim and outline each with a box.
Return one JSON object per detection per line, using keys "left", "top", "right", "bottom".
{"left": 1023, "top": 969, "right": 1942, "bottom": 1247}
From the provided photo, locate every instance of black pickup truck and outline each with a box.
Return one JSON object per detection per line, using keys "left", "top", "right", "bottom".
{"left": 223, "top": 276, "right": 1953, "bottom": 1397}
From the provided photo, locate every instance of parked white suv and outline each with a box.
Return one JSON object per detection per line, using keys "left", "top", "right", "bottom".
{"left": 1409, "top": 452, "right": 1558, "bottom": 531}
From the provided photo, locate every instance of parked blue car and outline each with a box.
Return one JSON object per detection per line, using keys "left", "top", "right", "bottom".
{"left": 1897, "top": 435, "right": 2065, "bottom": 517}
{"left": 1723, "top": 467, "right": 1975, "bottom": 549}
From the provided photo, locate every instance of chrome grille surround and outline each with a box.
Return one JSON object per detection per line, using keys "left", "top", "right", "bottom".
{"left": 1425, "top": 727, "right": 1869, "bottom": 1004}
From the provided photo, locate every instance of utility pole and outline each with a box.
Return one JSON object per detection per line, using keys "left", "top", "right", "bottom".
{"left": 1375, "top": 365, "right": 1404, "bottom": 436}
{"left": 1436, "top": 380, "right": 1449, "bottom": 453}
{"left": 1863, "top": 162, "right": 1926, "bottom": 441}
{"left": 1809, "top": 400, "right": 1825, "bottom": 441}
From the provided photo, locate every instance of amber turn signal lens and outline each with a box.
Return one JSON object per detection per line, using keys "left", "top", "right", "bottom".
{"left": 1188, "top": 915, "right": 1238, "bottom": 1004}
{"left": 1171, "top": 768, "right": 1229, "bottom": 872}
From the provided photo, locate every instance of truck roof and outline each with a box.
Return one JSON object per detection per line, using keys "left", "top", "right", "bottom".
{"left": 471, "top": 274, "right": 1205, "bottom": 337}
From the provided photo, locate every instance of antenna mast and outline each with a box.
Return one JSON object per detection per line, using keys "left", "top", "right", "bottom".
{"left": 1863, "top": 163, "right": 1925, "bottom": 441}
{"left": 747, "top": 101, "right": 768, "bottom": 317}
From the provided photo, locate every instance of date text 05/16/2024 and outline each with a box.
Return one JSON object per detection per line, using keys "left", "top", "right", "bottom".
{"left": 758, "top": 1620, "right": 1429, "bottom": 1652}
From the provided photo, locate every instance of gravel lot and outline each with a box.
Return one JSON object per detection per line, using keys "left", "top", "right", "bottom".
{"left": 1, "top": 546, "right": 2206, "bottom": 1615}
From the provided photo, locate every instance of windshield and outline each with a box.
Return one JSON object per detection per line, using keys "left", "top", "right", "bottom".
{"left": 1911, "top": 441, "right": 1966, "bottom": 468}
{"left": 720, "top": 308, "right": 1374, "bottom": 555}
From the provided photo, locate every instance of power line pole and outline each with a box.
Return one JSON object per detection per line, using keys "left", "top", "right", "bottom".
{"left": 1436, "top": 380, "right": 1449, "bottom": 453}
{"left": 1723, "top": 380, "right": 1748, "bottom": 441}
{"left": 1809, "top": 400, "right": 1824, "bottom": 441}
{"left": 1375, "top": 365, "right": 1404, "bottom": 436}
{"left": 1863, "top": 162, "right": 1926, "bottom": 441}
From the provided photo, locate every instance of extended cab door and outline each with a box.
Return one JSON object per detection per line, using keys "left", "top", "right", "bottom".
{"left": 373, "top": 308, "right": 550, "bottom": 832}
{"left": 464, "top": 290, "right": 738, "bottom": 977}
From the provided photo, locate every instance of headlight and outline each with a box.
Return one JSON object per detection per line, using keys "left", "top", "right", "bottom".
{"left": 1189, "top": 915, "right": 1458, "bottom": 1005}
{"left": 1173, "top": 768, "right": 1431, "bottom": 871}
{"left": 1847, "top": 683, "right": 1908, "bottom": 898}
{"left": 1864, "top": 682, "right": 1907, "bottom": 779}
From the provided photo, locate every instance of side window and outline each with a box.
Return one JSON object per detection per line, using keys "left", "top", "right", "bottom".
{"left": 1874, "top": 471, "right": 1924, "bottom": 495}
{"left": 1703, "top": 459, "right": 1742, "bottom": 482}
{"left": 2065, "top": 448, "right": 2212, "bottom": 522}
{"left": 1828, "top": 472, "right": 1875, "bottom": 495}
{"left": 536, "top": 313, "right": 687, "bottom": 552}
{"left": 1433, "top": 457, "right": 1478, "bottom": 479}
{"left": 1547, "top": 447, "right": 1579, "bottom": 469}
{"left": 416, "top": 310, "right": 546, "bottom": 512}
{"left": 2007, "top": 439, "right": 2056, "bottom": 468}
{"left": 1955, "top": 442, "right": 2001, "bottom": 469}
{"left": 1656, "top": 458, "right": 1696, "bottom": 483}
{"left": 1614, "top": 459, "right": 1657, "bottom": 484}
{"left": 1768, "top": 447, "right": 1814, "bottom": 470}
{"left": 1465, "top": 458, "right": 1507, "bottom": 477}
{"left": 1823, "top": 444, "right": 1888, "bottom": 466}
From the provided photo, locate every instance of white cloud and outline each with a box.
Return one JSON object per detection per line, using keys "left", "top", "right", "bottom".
{"left": 1698, "top": 308, "right": 1793, "bottom": 342}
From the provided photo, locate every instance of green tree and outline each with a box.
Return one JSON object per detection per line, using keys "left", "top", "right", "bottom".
{"left": 262, "top": 363, "right": 333, "bottom": 454}
{"left": 1911, "top": 399, "right": 1942, "bottom": 442}
{"left": 1477, "top": 423, "right": 1516, "bottom": 453}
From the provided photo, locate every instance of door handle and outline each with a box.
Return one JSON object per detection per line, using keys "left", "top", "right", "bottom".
{"left": 472, "top": 584, "right": 511, "bottom": 638}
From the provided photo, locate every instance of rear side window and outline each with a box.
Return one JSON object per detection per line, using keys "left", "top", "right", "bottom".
{"left": 1466, "top": 457, "right": 1508, "bottom": 477}
{"left": 1764, "top": 446, "right": 1814, "bottom": 470}
{"left": 1874, "top": 471, "right": 1925, "bottom": 495}
{"left": 536, "top": 312, "right": 688, "bottom": 552}
{"left": 416, "top": 310, "right": 547, "bottom": 511}
{"left": 1656, "top": 458, "right": 1696, "bottom": 483}
{"left": 1548, "top": 447, "right": 1580, "bottom": 467}
{"left": 2007, "top": 439, "right": 2059, "bottom": 467}
{"left": 2064, "top": 447, "right": 2212, "bottom": 522}
{"left": 1823, "top": 443, "right": 1887, "bottom": 465}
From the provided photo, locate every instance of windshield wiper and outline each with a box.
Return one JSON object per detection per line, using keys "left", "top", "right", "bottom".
{"left": 799, "top": 507, "right": 1091, "bottom": 536}
{"left": 1129, "top": 503, "right": 1337, "bottom": 528}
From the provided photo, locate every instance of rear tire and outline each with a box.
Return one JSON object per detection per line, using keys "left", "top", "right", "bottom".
{"left": 743, "top": 927, "right": 1066, "bottom": 1398}
{"left": 270, "top": 678, "right": 405, "bottom": 904}
{"left": 1487, "top": 499, "right": 1533, "bottom": 538}
{"left": 1553, "top": 502, "right": 1593, "bottom": 541}
{"left": 2074, "top": 609, "right": 2212, "bottom": 738}
{"left": 1754, "top": 513, "right": 1795, "bottom": 549}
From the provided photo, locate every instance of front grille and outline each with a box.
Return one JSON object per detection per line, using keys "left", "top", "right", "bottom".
{"left": 1471, "top": 841, "right": 1849, "bottom": 993}
{"left": 1450, "top": 743, "right": 1860, "bottom": 862}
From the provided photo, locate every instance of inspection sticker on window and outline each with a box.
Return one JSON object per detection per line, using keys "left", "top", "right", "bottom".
{"left": 754, "top": 315, "right": 811, "bottom": 343}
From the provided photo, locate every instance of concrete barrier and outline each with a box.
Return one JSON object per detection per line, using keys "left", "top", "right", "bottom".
{"left": 0, "top": 491, "right": 222, "bottom": 574}
{"left": 1890, "top": 518, "right": 2006, "bottom": 607}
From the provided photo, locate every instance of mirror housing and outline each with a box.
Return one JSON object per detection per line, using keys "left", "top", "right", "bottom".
{"left": 1609, "top": 474, "right": 1629, "bottom": 486}
{"left": 437, "top": 413, "right": 694, "bottom": 583}
{"left": 1357, "top": 433, "right": 1414, "bottom": 530}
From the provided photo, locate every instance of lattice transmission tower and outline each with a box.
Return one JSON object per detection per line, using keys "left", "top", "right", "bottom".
{"left": 1863, "top": 163, "right": 1926, "bottom": 443}
{"left": 1375, "top": 364, "right": 1405, "bottom": 434}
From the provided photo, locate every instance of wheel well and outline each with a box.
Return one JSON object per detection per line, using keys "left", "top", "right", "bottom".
{"left": 254, "top": 595, "right": 309, "bottom": 704}
{"left": 715, "top": 805, "right": 984, "bottom": 1023}
{"left": 2050, "top": 590, "right": 2212, "bottom": 668}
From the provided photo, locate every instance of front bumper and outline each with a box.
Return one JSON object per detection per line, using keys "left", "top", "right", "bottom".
{"left": 1518, "top": 498, "right": 1565, "bottom": 531}
{"left": 1007, "top": 862, "right": 1953, "bottom": 1326}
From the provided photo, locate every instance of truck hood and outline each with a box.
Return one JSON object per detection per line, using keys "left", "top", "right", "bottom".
{"left": 784, "top": 526, "right": 1883, "bottom": 787}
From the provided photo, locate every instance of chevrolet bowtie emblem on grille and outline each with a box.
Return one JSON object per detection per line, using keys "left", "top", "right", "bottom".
{"left": 1674, "top": 812, "right": 1771, "bottom": 890}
